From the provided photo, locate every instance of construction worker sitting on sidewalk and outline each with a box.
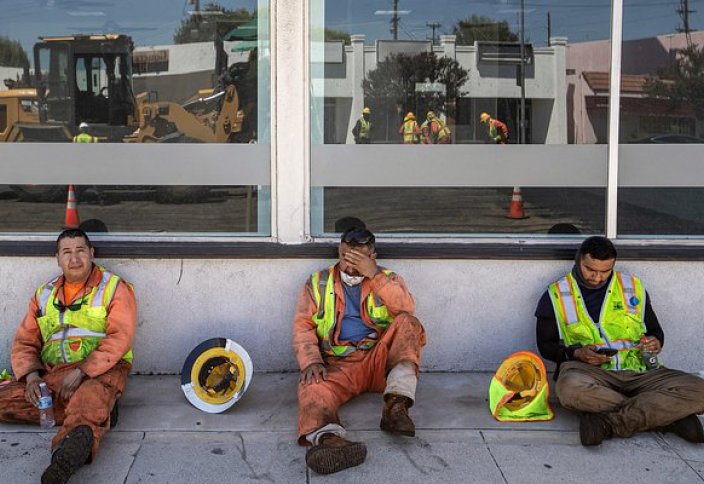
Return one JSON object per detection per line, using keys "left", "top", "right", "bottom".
{"left": 422, "top": 111, "right": 451, "bottom": 144}
{"left": 73, "top": 122, "right": 98, "bottom": 143}
{"left": 480, "top": 112, "right": 509, "bottom": 144}
{"left": 398, "top": 112, "right": 420, "bottom": 144}
{"left": 0, "top": 228, "right": 136, "bottom": 484}
{"left": 294, "top": 227, "right": 426, "bottom": 475}
{"left": 535, "top": 236, "right": 704, "bottom": 446}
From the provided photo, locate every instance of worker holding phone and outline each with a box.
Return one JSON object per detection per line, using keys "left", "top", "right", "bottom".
{"left": 534, "top": 237, "right": 704, "bottom": 447}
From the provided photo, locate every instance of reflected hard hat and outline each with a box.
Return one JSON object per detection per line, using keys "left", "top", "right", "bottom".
{"left": 181, "top": 337, "right": 253, "bottom": 413}
{"left": 79, "top": 122, "right": 89, "bottom": 130}
{"left": 404, "top": 112, "right": 415, "bottom": 121}
{"left": 362, "top": 107, "right": 371, "bottom": 114}
{"left": 480, "top": 112, "right": 491, "bottom": 122}
{"left": 427, "top": 111, "right": 435, "bottom": 119}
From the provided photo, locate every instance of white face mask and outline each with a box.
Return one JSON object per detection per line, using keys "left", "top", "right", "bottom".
{"left": 340, "top": 271, "right": 364, "bottom": 287}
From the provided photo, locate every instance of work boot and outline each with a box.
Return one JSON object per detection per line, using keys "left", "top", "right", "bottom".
{"left": 110, "top": 400, "right": 119, "bottom": 429}
{"left": 579, "top": 412, "right": 613, "bottom": 446}
{"left": 305, "top": 433, "right": 367, "bottom": 475}
{"left": 380, "top": 394, "right": 415, "bottom": 437}
{"left": 41, "top": 425, "right": 93, "bottom": 484}
{"left": 661, "top": 414, "right": 704, "bottom": 443}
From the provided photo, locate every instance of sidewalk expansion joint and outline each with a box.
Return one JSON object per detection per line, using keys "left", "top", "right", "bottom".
{"left": 480, "top": 430, "right": 509, "bottom": 484}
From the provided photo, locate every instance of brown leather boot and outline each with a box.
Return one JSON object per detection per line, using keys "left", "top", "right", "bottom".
{"left": 305, "top": 433, "right": 367, "bottom": 475}
{"left": 380, "top": 394, "right": 415, "bottom": 437}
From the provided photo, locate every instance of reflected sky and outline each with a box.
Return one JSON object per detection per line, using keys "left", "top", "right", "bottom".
{"left": 0, "top": 0, "right": 701, "bottom": 57}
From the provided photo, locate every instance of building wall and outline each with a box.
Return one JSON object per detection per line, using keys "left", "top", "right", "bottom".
{"left": 1, "top": 257, "right": 702, "bottom": 375}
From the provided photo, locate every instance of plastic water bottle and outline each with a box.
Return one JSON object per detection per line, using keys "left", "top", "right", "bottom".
{"left": 641, "top": 347, "right": 659, "bottom": 371}
{"left": 38, "top": 382, "right": 55, "bottom": 429}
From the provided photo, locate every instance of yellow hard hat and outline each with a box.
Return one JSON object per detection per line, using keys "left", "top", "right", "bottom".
{"left": 362, "top": 107, "right": 371, "bottom": 114}
{"left": 480, "top": 112, "right": 491, "bottom": 122}
{"left": 426, "top": 111, "right": 435, "bottom": 119}
{"left": 404, "top": 112, "right": 415, "bottom": 121}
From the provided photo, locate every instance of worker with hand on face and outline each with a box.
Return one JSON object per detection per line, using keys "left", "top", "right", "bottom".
{"left": 294, "top": 227, "right": 426, "bottom": 475}
{"left": 0, "top": 229, "right": 136, "bottom": 484}
{"left": 535, "top": 236, "right": 704, "bottom": 447}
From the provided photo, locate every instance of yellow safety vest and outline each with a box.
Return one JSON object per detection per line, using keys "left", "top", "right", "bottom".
{"left": 402, "top": 120, "right": 418, "bottom": 143}
{"left": 73, "top": 132, "right": 98, "bottom": 143}
{"left": 35, "top": 268, "right": 133, "bottom": 366}
{"left": 548, "top": 272, "right": 651, "bottom": 372}
{"left": 358, "top": 118, "right": 371, "bottom": 139}
{"left": 433, "top": 118, "right": 451, "bottom": 141}
{"left": 310, "top": 266, "right": 393, "bottom": 357}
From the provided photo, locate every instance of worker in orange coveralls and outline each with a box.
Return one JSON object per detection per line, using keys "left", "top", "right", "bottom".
{"left": 293, "top": 227, "right": 426, "bottom": 475}
{"left": 0, "top": 228, "right": 136, "bottom": 484}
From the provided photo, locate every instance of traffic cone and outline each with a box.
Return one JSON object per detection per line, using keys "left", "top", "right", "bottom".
{"left": 505, "top": 186, "right": 529, "bottom": 219}
{"left": 64, "top": 185, "right": 80, "bottom": 229}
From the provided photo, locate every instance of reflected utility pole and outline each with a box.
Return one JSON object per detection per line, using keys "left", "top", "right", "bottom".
{"left": 677, "top": 0, "right": 695, "bottom": 47}
{"left": 519, "top": 0, "right": 526, "bottom": 144}
{"left": 391, "top": 0, "right": 400, "bottom": 40}
{"left": 427, "top": 22, "right": 441, "bottom": 45}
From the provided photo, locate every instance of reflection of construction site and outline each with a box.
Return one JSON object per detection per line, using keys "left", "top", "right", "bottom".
{"left": 0, "top": 22, "right": 261, "bottom": 143}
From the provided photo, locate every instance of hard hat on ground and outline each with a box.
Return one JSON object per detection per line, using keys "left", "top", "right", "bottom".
{"left": 480, "top": 112, "right": 491, "bottom": 123}
{"left": 362, "top": 107, "right": 371, "bottom": 114}
{"left": 489, "top": 351, "right": 554, "bottom": 422}
{"left": 79, "top": 122, "right": 89, "bottom": 130}
{"left": 404, "top": 112, "right": 415, "bottom": 121}
{"left": 181, "top": 338, "right": 253, "bottom": 413}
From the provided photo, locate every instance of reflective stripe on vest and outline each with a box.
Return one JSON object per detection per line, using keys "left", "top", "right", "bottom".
{"left": 310, "top": 266, "right": 393, "bottom": 357}
{"left": 548, "top": 272, "right": 648, "bottom": 372}
{"left": 73, "top": 133, "right": 97, "bottom": 143}
{"left": 36, "top": 268, "right": 133, "bottom": 365}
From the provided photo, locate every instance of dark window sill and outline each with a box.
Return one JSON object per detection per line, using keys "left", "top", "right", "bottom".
{"left": 1, "top": 240, "right": 704, "bottom": 260}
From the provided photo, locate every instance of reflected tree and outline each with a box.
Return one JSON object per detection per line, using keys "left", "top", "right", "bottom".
{"left": 324, "top": 28, "right": 351, "bottom": 44}
{"left": 452, "top": 15, "right": 518, "bottom": 45}
{"left": 0, "top": 36, "right": 29, "bottom": 68}
{"left": 362, "top": 52, "right": 469, "bottom": 122}
{"left": 645, "top": 43, "right": 704, "bottom": 120}
{"left": 174, "top": 3, "right": 253, "bottom": 44}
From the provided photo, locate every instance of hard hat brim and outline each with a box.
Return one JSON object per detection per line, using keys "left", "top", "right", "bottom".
{"left": 180, "top": 337, "right": 253, "bottom": 413}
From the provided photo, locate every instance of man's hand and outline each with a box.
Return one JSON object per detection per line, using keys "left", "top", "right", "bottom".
{"left": 343, "top": 249, "right": 380, "bottom": 279}
{"left": 57, "top": 368, "right": 85, "bottom": 402}
{"left": 573, "top": 345, "right": 614, "bottom": 366}
{"left": 640, "top": 336, "right": 661, "bottom": 354}
{"left": 24, "top": 372, "right": 43, "bottom": 406}
{"left": 300, "top": 363, "right": 327, "bottom": 385}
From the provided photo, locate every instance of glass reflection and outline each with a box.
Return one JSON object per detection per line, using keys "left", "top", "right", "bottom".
{"left": 0, "top": 0, "right": 268, "bottom": 143}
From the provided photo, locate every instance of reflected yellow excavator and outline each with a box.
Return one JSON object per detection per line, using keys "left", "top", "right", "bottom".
{"left": 0, "top": 33, "right": 247, "bottom": 143}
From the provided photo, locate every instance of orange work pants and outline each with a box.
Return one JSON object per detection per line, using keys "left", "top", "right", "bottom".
{"left": 0, "top": 361, "right": 130, "bottom": 460}
{"left": 297, "top": 313, "right": 425, "bottom": 444}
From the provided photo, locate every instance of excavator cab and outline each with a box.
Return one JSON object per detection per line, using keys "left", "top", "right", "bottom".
{"left": 33, "top": 34, "right": 136, "bottom": 141}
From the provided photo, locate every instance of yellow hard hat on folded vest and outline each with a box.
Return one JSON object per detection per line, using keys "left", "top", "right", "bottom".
{"left": 489, "top": 351, "right": 554, "bottom": 422}
{"left": 181, "top": 338, "right": 253, "bottom": 413}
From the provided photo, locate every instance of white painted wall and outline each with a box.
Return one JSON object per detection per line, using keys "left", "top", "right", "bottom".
{"left": 1, "top": 257, "right": 702, "bottom": 375}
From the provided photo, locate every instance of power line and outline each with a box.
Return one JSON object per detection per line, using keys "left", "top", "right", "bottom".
{"left": 426, "top": 22, "right": 441, "bottom": 45}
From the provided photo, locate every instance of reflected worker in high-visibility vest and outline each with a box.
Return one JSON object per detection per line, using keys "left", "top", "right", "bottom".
{"left": 293, "top": 227, "right": 426, "bottom": 475}
{"left": 535, "top": 236, "right": 704, "bottom": 446}
{"left": 73, "top": 122, "right": 98, "bottom": 143}
{"left": 0, "top": 229, "right": 136, "bottom": 483}
{"left": 480, "top": 112, "right": 509, "bottom": 144}
{"left": 398, "top": 112, "right": 420, "bottom": 144}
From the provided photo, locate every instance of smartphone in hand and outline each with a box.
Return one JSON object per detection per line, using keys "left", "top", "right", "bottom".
{"left": 595, "top": 347, "right": 618, "bottom": 357}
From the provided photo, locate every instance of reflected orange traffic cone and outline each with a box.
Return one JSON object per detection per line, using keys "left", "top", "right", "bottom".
{"left": 64, "top": 185, "right": 80, "bottom": 229}
{"left": 506, "top": 186, "right": 529, "bottom": 219}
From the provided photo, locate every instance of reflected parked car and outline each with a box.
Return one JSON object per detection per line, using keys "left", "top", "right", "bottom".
{"left": 630, "top": 134, "right": 704, "bottom": 144}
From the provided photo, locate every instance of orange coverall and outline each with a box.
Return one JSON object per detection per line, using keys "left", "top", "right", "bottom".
{"left": 293, "top": 266, "right": 426, "bottom": 444}
{"left": 0, "top": 265, "right": 137, "bottom": 459}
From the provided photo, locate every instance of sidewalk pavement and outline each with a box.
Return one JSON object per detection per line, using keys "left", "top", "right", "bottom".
{"left": 1, "top": 373, "right": 703, "bottom": 483}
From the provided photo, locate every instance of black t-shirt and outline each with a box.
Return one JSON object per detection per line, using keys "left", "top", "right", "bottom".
{"left": 535, "top": 273, "right": 664, "bottom": 371}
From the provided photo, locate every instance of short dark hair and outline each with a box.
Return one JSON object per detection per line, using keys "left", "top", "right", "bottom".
{"left": 56, "top": 228, "right": 92, "bottom": 252}
{"left": 340, "top": 227, "right": 375, "bottom": 250}
{"left": 578, "top": 236, "right": 617, "bottom": 261}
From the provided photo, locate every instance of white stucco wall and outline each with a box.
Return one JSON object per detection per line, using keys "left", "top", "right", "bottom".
{"left": 1, "top": 257, "right": 702, "bottom": 376}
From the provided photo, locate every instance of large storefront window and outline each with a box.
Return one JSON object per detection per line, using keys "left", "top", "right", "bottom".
{"left": 310, "top": 0, "right": 611, "bottom": 236}
{"left": 618, "top": 0, "right": 704, "bottom": 237}
{"left": 0, "top": 0, "right": 270, "bottom": 235}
